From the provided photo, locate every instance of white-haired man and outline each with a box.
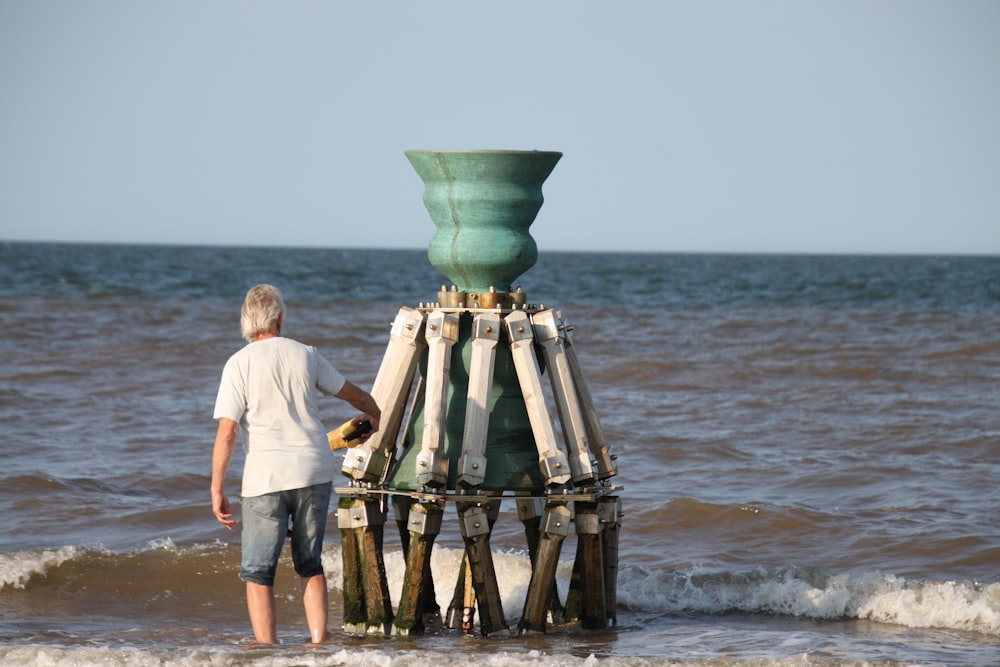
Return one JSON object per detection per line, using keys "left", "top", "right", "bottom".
{"left": 210, "top": 283, "right": 380, "bottom": 645}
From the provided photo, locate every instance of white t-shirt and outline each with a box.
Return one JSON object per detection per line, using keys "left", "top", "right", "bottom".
{"left": 213, "top": 337, "right": 346, "bottom": 497}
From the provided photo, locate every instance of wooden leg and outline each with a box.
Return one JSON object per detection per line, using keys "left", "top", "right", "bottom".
{"left": 600, "top": 496, "right": 622, "bottom": 626}
{"left": 358, "top": 521, "right": 393, "bottom": 634}
{"left": 446, "top": 550, "right": 472, "bottom": 631}
{"left": 339, "top": 497, "right": 366, "bottom": 634}
{"left": 340, "top": 497, "right": 394, "bottom": 635}
{"left": 459, "top": 503, "right": 508, "bottom": 637}
{"left": 575, "top": 501, "right": 606, "bottom": 629}
{"left": 519, "top": 496, "right": 564, "bottom": 624}
{"left": 394, "top": 502, "right": 443, "bottom": 635}
{"left": 445, "top": 552, "right": 476, "bottom": 633}
{"left": 564, "top": 537, "right": 583, "bottom": 624}
{"left": 518, "top": 502, "right": 570, "bottom": 634}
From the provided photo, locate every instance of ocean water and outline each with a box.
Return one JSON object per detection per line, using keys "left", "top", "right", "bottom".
{"left": 0, "top": 242, "right": 998, "bottom": 667}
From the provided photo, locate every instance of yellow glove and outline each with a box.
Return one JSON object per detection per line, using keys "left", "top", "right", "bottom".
{"left": 328, "top": 418, "right": 372, "bottom": 451}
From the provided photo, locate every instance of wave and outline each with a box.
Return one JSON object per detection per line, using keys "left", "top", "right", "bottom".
{"left": 0, "top": 544, "right": 83, "bottom": 589}
{"left": 618, "top": 564, "right": 1000, "bottom": 636}
{"left": 0, "top": 645, "right": 899, "bottom": 667}
{"left": 3, "top": 540, "right": 997, "bottom": 639}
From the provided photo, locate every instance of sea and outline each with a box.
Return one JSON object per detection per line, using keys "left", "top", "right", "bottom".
{"left": 0, "top": 241, "right": 998, "bottom": 667}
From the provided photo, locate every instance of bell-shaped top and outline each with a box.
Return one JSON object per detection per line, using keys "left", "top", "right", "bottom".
{"left": 405, "top": 149, "right": 562, "bottom": 293}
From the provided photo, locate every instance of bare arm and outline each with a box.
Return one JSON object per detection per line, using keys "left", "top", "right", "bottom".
{"left": 335, "top": 380, "right": 382, "bottom": 436}
{"left": 211, "top": 418, "right": 239, "bottom": 530}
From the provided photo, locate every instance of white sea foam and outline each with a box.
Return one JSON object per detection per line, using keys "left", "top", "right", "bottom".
{"left": 0, "top": 645, "right": 898, "bottom": 667}
{"left": 0, "top": 545, "right": 82, "bottom": 589}
{"left": 323, "top": 544, "right": 541, "bottom": 620}
{"left": 323, "top": 543, "right": 1000, "bottom": 637}
{"left": 617, "top": 564, "right": 1000, "bottom": 636}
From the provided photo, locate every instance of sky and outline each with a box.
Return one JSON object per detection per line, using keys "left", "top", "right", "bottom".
{"left": 1, "top": 0, "right": 998, "bottom": 255}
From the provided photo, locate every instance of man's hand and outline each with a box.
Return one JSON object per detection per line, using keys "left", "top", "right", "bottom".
{"left": 351, "top": 415, "right": 379, "bottom": 444}
{"left": 212, "top": 489, "right": 236, "bottom": 530}
{"left": 336, "top": 382, "right": 381, "bottom": 440}
{"left": 211, "top": 418, "right": 239, "bottom": 530}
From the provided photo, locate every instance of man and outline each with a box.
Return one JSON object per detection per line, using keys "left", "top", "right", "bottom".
{"left": 211, "top": 283, "right": 380, "bottom": 645}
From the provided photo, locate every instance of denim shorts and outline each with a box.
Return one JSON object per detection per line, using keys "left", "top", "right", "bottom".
{"left": 239, "top": 482, "right": 332, "bottom": 586}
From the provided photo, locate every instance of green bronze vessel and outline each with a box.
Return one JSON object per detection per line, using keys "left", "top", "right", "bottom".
{"left": 389, "top": 149, "right": 562, "bottom": 491}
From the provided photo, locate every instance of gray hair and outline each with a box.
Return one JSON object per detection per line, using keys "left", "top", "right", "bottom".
{"left": 240, "top": 284, "right": 286, "bottom": 342}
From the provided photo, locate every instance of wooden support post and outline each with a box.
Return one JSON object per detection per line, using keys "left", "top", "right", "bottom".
{"left": 564, "top": 538, "right": 583, "bottom": 624}
{"left": 532, "top": 309, "right": 596, "bottom": 486}
{"left": 393, "top": 495, "right": 441, "bottom": 630}
{"left": 505, "top": 310, "right": 571, "bottom": 488}
{"left": 448, "top": 497, "right": 500, "bottom": 632}
{"left": 338, "top": 497, "right": 393, "bottom": 634}
{"left": 415, "top": 310, "right": 459, "bottom": 487}
{"left": 338, "top": 497, "right": 366, "bottom": 633}
{"left": 573, "top": 501, "right": 607, "bottom": 629}
{"left": 359, "top": 508, "right": 393, "bottom": 635}
{"left": 562, "top": 315, "right": 618, "bottom": 480}
{"left": 446, "top": 554, "right": 476, "bottom": 633}
{"left": 458, "top": 502, "right": 509, "bottom": 636}
{"left": 518, "top": 501, "right": 571, "bottom": 634}
{"left": 517, "top": 495, "right": 564, "bottom": 624}
{"left": 342, "top": 306, "right": 425, "bottom": 483}
{"left": 518, "top": 496, "right": 542, "bottom": 562}
{"left": 394, "top": 501, "right": 444, "bottom": 635}
{"left": 600, "top": 495, "right": 622, "bottom": 626}
{"left": 457, "top": 312, "right": 500, "bottom": 489}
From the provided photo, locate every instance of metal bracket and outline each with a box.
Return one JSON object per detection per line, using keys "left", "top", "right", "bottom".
{"left": 337, "top": 499, "right": 385, "bottom": 529}
{"left": 539, "top": 503, "right": 571, "bottom": 537}
{"left": 458, "top": 505, "right": 491, "bottom": 538}
{"left": 599, "top": 495, "right": 623, "bottom": 526}
{"left": 515, "top": 496, "right": 544, "bottom": 521}
{"left": 405, "top": 503, "right": 444, "bottom": 536}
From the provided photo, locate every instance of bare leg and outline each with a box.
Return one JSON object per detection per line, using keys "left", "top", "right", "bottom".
{"left": 246, "top": 581, "right": 277, "bottom": 644}
{"left": 301, "top": 574, "right": 328, "bottom": 643}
